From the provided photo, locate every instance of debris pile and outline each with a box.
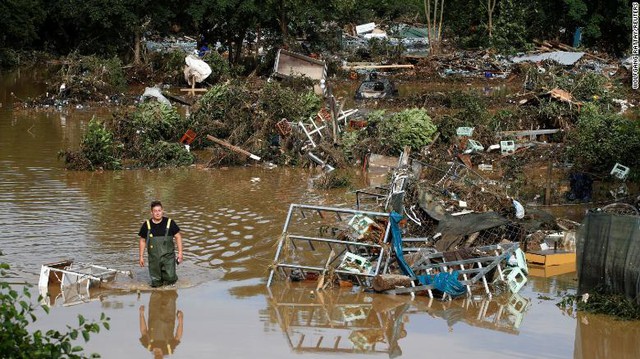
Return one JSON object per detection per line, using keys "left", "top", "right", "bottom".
{"left": 16, "top": 55, "right": 129, "bottom": 109}
{"left": 267, "top": 147, "right": 578, "bottom": 300}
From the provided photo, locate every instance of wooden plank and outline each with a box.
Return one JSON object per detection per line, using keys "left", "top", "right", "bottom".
{"left": 206, "top": 134, "right": 261, "bottom": 161}
{"left": 384, "top": 284, "right": 432, "bottom": 295}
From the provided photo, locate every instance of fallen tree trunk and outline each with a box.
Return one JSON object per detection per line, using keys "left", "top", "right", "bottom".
{"left": 373, "top": 274, "right": 413, "bottom": 292}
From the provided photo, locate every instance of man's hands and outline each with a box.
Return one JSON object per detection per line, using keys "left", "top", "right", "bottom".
{"left": 139, "top": 237, "right": 146, "bottom": 267}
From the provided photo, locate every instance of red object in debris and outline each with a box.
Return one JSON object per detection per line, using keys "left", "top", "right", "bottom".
{"left": 457, "top": 153, "right": 473, "bottom": 168}
{"left": 275, "top": 118, "right": 292, "bottom": 136}
{"left": 348, "top": 119, "right": 368, "bottom": 130}
{"left": 317, "top": 108, "right": 332, "bottom": 122}
{"left": 180, "top": 129, "right": 197, "bottom": 145}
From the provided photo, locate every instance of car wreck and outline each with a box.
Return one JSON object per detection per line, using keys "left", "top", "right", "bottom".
{"left": 355, "top": 73, "right": 398, "bottom": 99}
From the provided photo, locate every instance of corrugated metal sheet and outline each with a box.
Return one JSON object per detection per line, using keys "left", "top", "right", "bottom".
{"left": 512, "top": 51, "right": 585, "bottom": 66}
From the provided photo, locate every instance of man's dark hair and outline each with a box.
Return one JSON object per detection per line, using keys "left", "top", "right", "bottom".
{"left": 150, "top": 201, "right": 163, "bottom": 209}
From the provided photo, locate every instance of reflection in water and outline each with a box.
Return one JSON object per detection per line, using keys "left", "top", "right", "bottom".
{"left": 417, "top": 292, "right": 531, "bottom": 334}
{"left": 266, "top": 283, "right": 409, "bottom": 357}
{"left": 264, "top": 284, "right": 531, "bottom": 357}
{"left": 139, "top": 290, "right": 184, "bottom": 358}
{"left": 574, "top": 312, "right": 640, "bottom": 359}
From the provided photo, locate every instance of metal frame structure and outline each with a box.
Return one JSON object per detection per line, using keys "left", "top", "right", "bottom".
{"left": 39, "top": 261, "right": 131, "bottom": 306}
{"left": 267, "top": 204, "right": 392, "bottom": 287}
{"left": 384, "top": 242, "right": 520, "bottom": 298}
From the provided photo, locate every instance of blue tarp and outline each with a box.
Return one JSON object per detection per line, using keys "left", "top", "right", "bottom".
{"left": 390, "top": 211, "right": 467, "bottom": 297}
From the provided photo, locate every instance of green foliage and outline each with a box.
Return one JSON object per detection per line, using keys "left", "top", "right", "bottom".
{"left": 188, "top": 82, "right": 256, "bottom": 145}
{"left": 131, "top": 102, "right": 188, "bottom": 145}
{"left": 536, "top": 100, "right": 577, "bottom": 125}
{"left": 437, "top": 90, "right": 490, "bottom": 143}
{"left": 0, "top": 263, "right": 109, "bottom": 358}
{"left": 558, "top": 290, "right": 640, "bottom": 321}
{"left": 153, "top": 51, "right": 188, "bottom": 84}
{"left": 314, "top": 170, "right": 352, "bottom": 189}
{"left": 447, "top": 90, "right": 487, "bottom": 118}
{"left": 571, "top": 72, "right": 610, "bottom": 101}
{"left": 124, "top": 102, "right": 195, "bottom": 168}
{"left": 490, "top": 0, "right": 532, "bottom": 54}
{"left": 78, "top": 117, "right": 122, "bottom": 170}
{"left": 366, "top": 38, "right": 405, "bottom": 62}
{"left": 340, "top": 130, "right": 361, "bottom": 161}
{"left": 62, "top": 102, "right": 194, "bottom": 170}
{"left": 259, "top": 82, "right": 321, "bottom": 122}
{"left": 0, "top": 49, "right": 22, "bottom": 69}
{"left": 376, "top": 108, "right": 437, "bottom": 154}
{"left": 202, "top": 51, "right": 231, "bottom": 83}
{"left": 139, "top": 141, "right": 195, "bottom": 168}
{"left": 57, "top": 55, "right": 127, "bottom": 101}
{"left": 0, "top": 0, "right": 46, "bottom": 49}
{"left": 565, "top": 104, "right": 640, "bottom": 173}
{"left": 188, "top": 81, "right": 321, "bottom": 162}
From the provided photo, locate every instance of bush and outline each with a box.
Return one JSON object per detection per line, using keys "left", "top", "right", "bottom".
{"left": 201, "top": 51, "right": 231, "bottom": 83}
{"left": 375, "top": 108, "right": 438, "bottom": 154}
{"left": 139, "top": 141, "right": 194, "bottom": 168}
{"left": 558, "top": 289, "right": 640, "bottom": 320}
{"left": 0, "top": 263, "right": 109, "bottom": 358}
{"left": 56, "top": 55, "right": 127, "bottom": 101}
{"left": 565, "top": 104, "right": 640, "bottom": 173}
{"left": 61, "top": 102, "right": 194, "bottom": 170}
{"left": 61, "top": 117, "right": 122, "bottom": 171}
{"left": 188, "top": 81, "right": 321, "bottom": 162}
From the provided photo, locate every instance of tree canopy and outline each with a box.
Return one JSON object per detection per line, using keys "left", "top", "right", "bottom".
{"left": 0, "top": 0, "right": 632, "bottom": 67}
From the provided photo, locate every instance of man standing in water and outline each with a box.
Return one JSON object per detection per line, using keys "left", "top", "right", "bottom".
{"left": 139, "top": 201, "right": 183, "bottom": 287}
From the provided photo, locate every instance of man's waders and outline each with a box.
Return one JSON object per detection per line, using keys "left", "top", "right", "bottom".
{"left": 144, "top": 291, "right": 178, "bottom": 354}
{"left": 146, "top": 219, "right": 177, "bottom": 287}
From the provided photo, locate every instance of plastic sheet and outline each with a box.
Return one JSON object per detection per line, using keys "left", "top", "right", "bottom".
{"left": 184, "top": 55, "right": 212, "bottom": 85}
{"left": 577, "top": 212, "right": 640, "bottom": 304}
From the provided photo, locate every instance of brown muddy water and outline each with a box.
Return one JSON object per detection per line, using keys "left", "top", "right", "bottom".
{"left": 1, "top": 69, "right": 639, "bottom": 359}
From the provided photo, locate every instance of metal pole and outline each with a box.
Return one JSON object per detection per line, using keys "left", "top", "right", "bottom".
{"left": 267, "top": 203, "right": 296, "bottom": 287}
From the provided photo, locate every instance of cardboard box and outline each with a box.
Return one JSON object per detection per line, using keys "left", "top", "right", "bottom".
{"left": 526, "top": 249, "right": 576, "bottom": 267}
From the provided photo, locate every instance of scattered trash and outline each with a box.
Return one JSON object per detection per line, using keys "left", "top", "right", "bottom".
{"left": 465, "top": 139, "right": 484, "bottom": 153}
{"left": 610, "top": 163, "right": 630, "bottom": 180}
{"left": 144, "top": 36, "right": 197, "bottom": 54}
{"left": 141, "top": 87, "right": 172, "bottom": 106}
{"left": 456, "top": 127, "right": 474, "bottom": 137}
{"left": 512, "top": 51, "right": 585, "bottom": 66}
{"left": 273, "top": 49, "right": 327, "bottom": 95}
{"left": 354, "top": 73, "right": 398, "bottom": 99}
{"left": 500, "top": 140, "right": 515, "bottom": 156}
{"left": 339, "top": 252, "right": 373, "bottom": 275}
{"left": 39, "top": 259, "right": 132, "bottom": 306}
{"left": 184, "top": 54, "right": 212, "bottom": 86}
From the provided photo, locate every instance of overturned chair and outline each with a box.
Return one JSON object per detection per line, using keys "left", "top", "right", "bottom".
{"left": 38, "top": 259, "right": 132, "bottom": 306}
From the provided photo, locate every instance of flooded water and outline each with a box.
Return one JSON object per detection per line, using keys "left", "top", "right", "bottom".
{"left": 1, "top": 68, "right": 639, "bottom": 359}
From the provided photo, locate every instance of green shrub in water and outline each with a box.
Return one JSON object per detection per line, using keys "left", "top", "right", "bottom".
{"left": 79, "top": 117, "right": 122, "bottom": 170}
{"left": 139, "top": 141, "right": 194, "bottom": 168}
{"left": 558, "top": 289, "right": 640, "bottom": 320}
{"left": 131, "top": 102, "right": 188, "bottom": 145}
